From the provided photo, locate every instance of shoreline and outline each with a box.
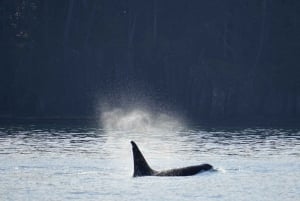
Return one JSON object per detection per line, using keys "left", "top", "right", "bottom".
{"left": 0, "top": 115, "right": 299, "bottom": 128}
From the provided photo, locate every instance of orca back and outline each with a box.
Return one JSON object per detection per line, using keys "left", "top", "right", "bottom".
{"left": 130, "top": 141, "right": 213, "bottom": 177}
{"left": 154, "top": 164, "right": 213, "bottom": 176}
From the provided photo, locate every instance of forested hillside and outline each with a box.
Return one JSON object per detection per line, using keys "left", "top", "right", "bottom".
{"left": 0, "top": 0, "right": 299, "bottom": 124}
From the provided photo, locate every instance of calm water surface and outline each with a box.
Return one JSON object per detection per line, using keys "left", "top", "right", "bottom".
{"left": 0, "top": 123, "right": 299, "bottom": 201}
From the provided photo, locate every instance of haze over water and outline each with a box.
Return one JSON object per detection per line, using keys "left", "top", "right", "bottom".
{"left": 0, "top": 110, "right": 299, "bottom": 200}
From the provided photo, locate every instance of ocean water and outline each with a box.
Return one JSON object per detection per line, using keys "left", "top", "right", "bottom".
{"left": 0, "top": 122, "right": 299, "bottom": 201}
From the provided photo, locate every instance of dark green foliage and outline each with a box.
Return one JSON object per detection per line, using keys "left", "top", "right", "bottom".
{"left": 0, "top": 0, "right": 299, "bottom": 124}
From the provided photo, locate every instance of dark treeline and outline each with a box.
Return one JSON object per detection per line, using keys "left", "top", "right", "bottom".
{"left": 0, "top": 0, "right": 300, "bottom": 124}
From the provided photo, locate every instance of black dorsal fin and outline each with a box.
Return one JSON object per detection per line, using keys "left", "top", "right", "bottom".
{"left": 131, "top": 141, "right": 155, "bottom": 177}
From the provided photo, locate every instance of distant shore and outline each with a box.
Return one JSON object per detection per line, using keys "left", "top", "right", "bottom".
{"left": 0, "top": 115, "right": 299, "bottom": 128}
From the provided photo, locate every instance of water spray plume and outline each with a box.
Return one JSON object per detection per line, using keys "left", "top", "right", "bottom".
{"left": 100, "top": 107, "right": 185, "bottom": 133}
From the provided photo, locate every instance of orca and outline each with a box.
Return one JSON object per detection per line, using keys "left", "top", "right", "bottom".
{"left": 131, "top": 141, "right": 213, "bottom": 177}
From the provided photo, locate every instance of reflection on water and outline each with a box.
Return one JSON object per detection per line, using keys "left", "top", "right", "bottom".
{"left": 0, "top": 123, "right": 299, "bottom": 201}
{"left": 1, "top": 124, "right": 299, "bottom": 156}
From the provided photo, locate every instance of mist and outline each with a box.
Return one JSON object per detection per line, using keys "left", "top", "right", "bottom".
{"left": 100, "top": 107, "right": 186, "bottom": 133}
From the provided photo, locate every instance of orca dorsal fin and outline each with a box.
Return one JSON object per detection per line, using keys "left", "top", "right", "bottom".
{"left": 131, "top": 141, "right": 155, "bottom": 177}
